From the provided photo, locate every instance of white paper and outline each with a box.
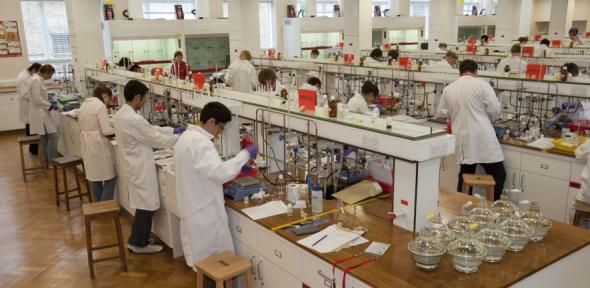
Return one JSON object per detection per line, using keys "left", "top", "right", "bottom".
{"left": 293, "top": 200, "right": 307, "bottom": 209}
{"left": 364, "top": 242, "right": 391, "bottom": 256}
{"left": 242, "top": 200, "right": 288, "bottom": 220}
{"left": 297, "top": 225, "right": 362, "bottom": 253}
{"left": 527, "top": 137, "right": 555, "bottom": 150}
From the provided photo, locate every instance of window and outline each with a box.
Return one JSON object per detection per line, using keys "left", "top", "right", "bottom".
{"left": 259, "top": 1, "right": 274, "bottom": 49}
{"left": 317, "top": 0, "right": 340, "bottom": 17}
{"left": 296, "top": 0, "right": 306, "bottom": 14}
{"left": 410, "top": 0, "right": 429, "bottom": 39}
{"left": 462, "top": 0, "right": 482, "bottom": 15}
{"left": 143, "top": 0, "right": 196, "bottom": 20}
{"left": 223, "top": 0, "right": 228, "bottom": 18}
{"left": 21, "top": 0, "right": 71, "bottom": 61}
{"left": 373, "top": 0, "right": 390, "bottom": 15}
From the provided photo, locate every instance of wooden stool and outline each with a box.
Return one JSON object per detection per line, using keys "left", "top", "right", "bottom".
{"left": 82, "top": 200, "right": 127, "bottom": 278}
{"left": 53, "top": 155, "right": 92, "bottom": 211}
{"left": 195, "top": 251, "right": 253, "bottom": 288}
{"left": 462, "top": 174, "right": 496, "bottom": 201}
{"left": 17, "top": 135, "right": 46, "bottom": 182}
{"left": 573, "top": 200, "right": 590, "bottom": 227}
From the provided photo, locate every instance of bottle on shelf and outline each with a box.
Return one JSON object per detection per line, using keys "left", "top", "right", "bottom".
{"left": 328, "top": 96, "right": 338, "bottom": 118}
{"left": 275, "top": 174, "right": 286, "bottom": 202}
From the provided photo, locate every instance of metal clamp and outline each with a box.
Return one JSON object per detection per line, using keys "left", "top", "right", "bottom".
{"left": 274, "top": 250, "right": 282, "bottom": 258}
{"left": 317, "top": 270, "right": 334, "bottom": 287}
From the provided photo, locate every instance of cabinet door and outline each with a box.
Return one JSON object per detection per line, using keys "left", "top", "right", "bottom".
{"left": 505, "top": 168, "right": 521, "bottom": 189}
{"left": 439, "top": 154, "right": 460, "bottom": 191}
{"left": 233, "top": 241, "right": 261, "bottom": 288}
{"left": 521, "top": 172, "right": 569, "bottom": 222}
{"left": 257, "top": 255, "right": 300, "bottom": 288}
{"left": 566, "top": 187, "right": 579, "bottom": 224}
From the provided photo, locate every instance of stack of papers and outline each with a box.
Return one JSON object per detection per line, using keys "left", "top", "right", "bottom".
{"left": 242, "top": 201, "right": 288, "bottom": 220}
{"left": 527, "top": 137, "right": 555, "bottom": 150}
{"left": 297, "top": 225, "right": 367, "bottom": 253}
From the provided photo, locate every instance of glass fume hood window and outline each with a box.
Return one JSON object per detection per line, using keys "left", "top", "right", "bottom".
{"left": 112, "top": 38, "right": 178, "bottom": 63}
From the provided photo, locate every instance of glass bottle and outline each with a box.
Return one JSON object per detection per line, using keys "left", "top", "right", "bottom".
{"left": 500, "top": 210, "right": 534, "bottom": 252}
{"left": 521, "top": 200, "right": 552, "bottom": 242}
{"left": 274, "top": 174, "right": 286, "bottom": 202}
{"left": 420, "top": 212, "right": 455, "bottom": 245}
{"left": 491, "top": 189, "right": 518, "bottom": 223}
{"left": 408, "top": 227, "right": 446, "bottom": 271}
{"left": 470, "top": 194, "right": 494, "bottom": 230}
{"left": 447, "top": 223, "right": 487, "bottom": 273}
{"left": 328, "top": 96, "right": 338, "bottom": 118}
{"left": 448, "top": 201, "right": 476, "bottom": 236}
{"left": 476, "top": 213, "right": 511, "bottom": 263}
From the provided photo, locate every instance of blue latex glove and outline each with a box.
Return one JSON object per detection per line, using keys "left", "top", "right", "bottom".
{"left": 244, "top": 144, "right": 258, "bottom": 158}
{"left": 173, "top": 127, "right": 186, "bottom": 134}
{"left": 49, "top": 103, "right": 59, "bottom": 111}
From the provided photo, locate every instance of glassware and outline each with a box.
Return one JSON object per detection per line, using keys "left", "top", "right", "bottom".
{"left": 447, "top": 224, "right": 486, "bottom": 273}
{"left": 407, "top": 227, "right": 446, "bottom": 271}
{"left": 491, "top": 190, "right": 518, "bottom": 223}
{"left": 275, "top": 174, "right": 286, "bottom": 202}
{"left": 500, "top": 210, "right": 534, "bottom": 252}
{"left": 448, "top": 201, "right": 476, "bottom": 236}
{"left": 420, "top": 212, "right": 455, "bottom": 245}
{"left": 470, "top": 195, "right": 494, "bottom": 230}
{"left": 476, "top": 214, "right": 511, "bottom": 263}
{"left": 311, "top": 186, "right": 323, "bottom": 214}
{"left": 521, "top": 200, "right": 552, "bottom": 242}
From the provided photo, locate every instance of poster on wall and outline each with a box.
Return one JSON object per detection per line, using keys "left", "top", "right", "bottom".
{"left": 104, "top": 4, "right": 115, "bottom": 20}
{"left": 0, "top": 20, "right": 23, "bottom": 58}
{"left": 175, "top": 5, "right": 184, "bottom": 20}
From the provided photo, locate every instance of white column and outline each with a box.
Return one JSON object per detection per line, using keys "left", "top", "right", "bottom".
{"left": 197, "top": 0, "right": 224, "bottom": 18}
{"left": 275, "top": 0, "right": 297, "bottom": 54}
{"left": 342, "top": 0, "right": 372, "bottom": 56}
{"left": 495, "top": 0, "right": 531, "bottom": 44}
{"left": 126, "top": 0, "right": 143, "bottom": 19}
{"left": 548, "top": 0, "right": 575, "bottom": 38}
{"left": 306, "top": 0, "right": 317, "bottom": 16}
{"left": 428, "top": 0, "right": 457, "bottom": 48}
{"left": 390, "top": 0, "right": 410, "bottom": 16}
{"left": 228, "top": 0, "right": 260, "bottom": 62}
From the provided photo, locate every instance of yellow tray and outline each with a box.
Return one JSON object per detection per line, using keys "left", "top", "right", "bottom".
{"left": 552, "top": 137, "right": 588, "bottom": 152}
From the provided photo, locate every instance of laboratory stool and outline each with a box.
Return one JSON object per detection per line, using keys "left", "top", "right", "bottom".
{"left": 573, "top": 200, "right": 590, "bottom": 227}
{"left": 82, "top": 200, "right": 127, "bottom": 278}
{"left": 461, "top": 174, "right": 496, "bottom": 202}
{"left": 17, "top": 135, "right": 46, "bottom": 182}
{"left": 53, "top": 155, "right": 92, "bottom": 211}
{"left": 194, "top": 251, "right": 253, "bottom": 288}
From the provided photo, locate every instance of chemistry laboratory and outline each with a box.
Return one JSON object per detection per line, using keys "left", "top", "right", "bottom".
{"left": 2, "top": 0, "right": 590, "bottom": 287}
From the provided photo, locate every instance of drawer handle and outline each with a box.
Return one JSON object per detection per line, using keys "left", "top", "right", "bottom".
{"left": 250, "top": 256, "right": 256, "bottom": 275}
{"left": 257, "top": 260, "right": 263, "bottom": 280}
{"left": 317, "top": 270, "right": 334, "bottom": 287}
{"left": 540, "top": 164, "right": 549, "bottom": 169}
{"left": 235, "top": 226, "right": 242, "bottom": 233}
{"left": 274, "top": 249, "right": 282, "bottom": 258}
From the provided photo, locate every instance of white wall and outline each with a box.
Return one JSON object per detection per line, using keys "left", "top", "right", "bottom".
{"left": 531, "top": 0, "right": 590, "bottom": 35}
{"left": 0, "top": 0, "right": 29, "bottom": 84}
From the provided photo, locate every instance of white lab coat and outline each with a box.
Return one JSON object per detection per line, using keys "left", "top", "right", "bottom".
{"left": 534, "top": 44, "right": 554, "bottom": 58}
{"left": 174, "top": 125, "right": 250, "bottom": 267}
{"left": 429, "top": 60, "right": 454, "bottom": 71}
{"left": 575, "top": 140, "right": 590, "bottom": 204}
{"left": 496, "top": 56, "right": 527, "bottom": 73}
{"left": 16, "top": 69, "right": 31, "bottom": 123}
{"left": 114, "top": 104, "right": 178, "bottom": 211}
{"left": 79, "top": 97, "right": 115, "bottom": 181}
{"left": 225, "top": 59, "right": 257, "bottom": 93}
{"left": 347, "top": 93, "right": 370, "bottom": 114}
{"left": 28, "top": 74, "right": 56, "bottom": 135}
{"left": 437, "top": 75, "right": 504, "bottom": 165}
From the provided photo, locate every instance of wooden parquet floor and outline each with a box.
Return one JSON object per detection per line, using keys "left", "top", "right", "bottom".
{"left": 0, "top": 132, "right": 195, "bottom": 287}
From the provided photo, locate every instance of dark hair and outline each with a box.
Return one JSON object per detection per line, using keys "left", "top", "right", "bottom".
{"left": 361, "top": 81, "right": 379, "bottom": 97}
{"left": 569, "top": 27, "right": 579, "bottom": 36}
{"left": 124, "top": 80, "right": 149, "bottom": 102}
{"left": 118, "top": 57, "right": 132, "bottom": 69}
{"left": 369, "top": 48, "right": 383, "bottom": 59}
{"left": 511, "top": 44, "right": 522, "bottom": 54}
{"left": 307, "top": 77, "right": 321, "bottom": 88}
{"left": 93, "top": 86, "right": 112, "bottom": 99}
{"left": 258, "top": 68, "right": 277, "bottom": 85}
{"left": 28, "top": 63, "right": 42, "bottom": 72}
{"left": 540, "top": 38, "right": 550, "bottom": 46}
{"left": 129, "top": 64, "right": 142, "bottom": 72}
{"left": 174, "top": 50, "right": 183, "bottom": 58}
{"left": 459, "top": 59, "right": 478, "bottom": 74}
{"left": 564, "top": 62, "right": 579, "bottom": 76}
{"left": 387, "top": 49, "right": 399, "bottom": 60}
{"left": 310, "top": 49, "right": 320, "bottom": 56}
{"left": 480, "top": 35, "right": 489, "bottom": 42}
{"left": 199, "top": 101, "right": 232, "bottom": 124}
{"left": 518, "top": 37, "right": 528, "bottom": 44}
{"left": 39, "top": 64, "right": 55, "bottom": 75}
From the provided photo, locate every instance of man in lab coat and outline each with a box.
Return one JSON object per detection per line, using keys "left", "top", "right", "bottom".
{"left": 17, "top": 62, "right": 41, "bottom": 155}
{"left": 225, "top": 50, "right": 257, "bottom": 93}
{"left": 174, "top": 101, "right": 257, "bottom": 268}
{"left": 438, "top": 59, "right": 506, "bottom": 200}
{"left": 429, "top": 51, "right": 458, "bottom": 71}
{"left": 497, "top": 44, "right": 527, "bottom": 73}
{"left": 347, "top": 81, "right": 379, "bottom": 115}
{"left": 114, "top": 80, "right": 182, "bottom": 253}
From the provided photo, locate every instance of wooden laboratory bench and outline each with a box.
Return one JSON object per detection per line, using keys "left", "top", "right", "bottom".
{"left": 224, "top": 188, "right": 590, "bottom": 288}
{"left": 500, "top": 138, "right": 576, "bottom": 158}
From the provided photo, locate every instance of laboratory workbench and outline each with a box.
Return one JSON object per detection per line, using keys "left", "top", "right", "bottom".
{"left": 499, "top": 138, "right": 575, "bottom": 158}
{"left": 224, "top": 188, "right": 590, "bottom": 288}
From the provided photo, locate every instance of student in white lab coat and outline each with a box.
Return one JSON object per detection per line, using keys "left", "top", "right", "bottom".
{"left": 114, "top": 80, "right": 182, "bottom": 253}
{"left": 364, "top": 48, "right": 383, "bottom": 65}
{"left": 497, "top": 44, "right": 527, "bottom": 73}
{"left": 257, "top": 68, "right": 287, "bottom": 98}
{"left": 568, "top": 27, "right": 584, "bottom": 47}
{"left": 17, "top": 62, "right": 41, "bottom": 155}
{"left": 79, "top": 86, "right": 116, "bottom": 201}
{"left": 429, "top": 50, "right": 459, "bottom": 71}
{"left": 347, "top": 81, "right": 379, "bottom": 115}
{"left": 174, "top": 101, "right": 258, "bottom": 269}
{"left": 437, "top": 59, "right": 506, "bottom": 200}
{"left": 575, "top": 140, "right": 590, "bottom": 204}
{"left": 535, "top": 39, "right": 554, "bottom": 58}
{"left": 225, "top": 50, "right": 257, "bottom": 93}
{"left": 28, "top": 64, "right": 59, "bottom": 167}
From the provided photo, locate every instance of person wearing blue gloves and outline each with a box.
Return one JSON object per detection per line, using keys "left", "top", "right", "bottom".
{"left": 174, "top": 101, "right": 257, "bottom": 271}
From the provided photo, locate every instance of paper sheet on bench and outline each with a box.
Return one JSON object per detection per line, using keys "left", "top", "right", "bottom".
{"left": 527, "top": 137, "right": 555, "bottom": 150}
{"left": 297, "top": 224, "right": 364, "bottom": 253}
{"left": 241, "top": 201, "right": 288, "bottom": 220}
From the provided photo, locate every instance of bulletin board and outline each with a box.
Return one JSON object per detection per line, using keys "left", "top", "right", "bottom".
{"left": 0, "top": 20, "right": 23, "bottom": 58}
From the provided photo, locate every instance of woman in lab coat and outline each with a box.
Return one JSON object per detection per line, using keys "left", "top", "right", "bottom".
{"left": 535, "top": 39, "right": 554, "bottom": 58}
{"left": 114, "top": 80, "right": 181, "bottom": 254}
{"left": 225, "top": 50, "right": 257, "bottom": 93}
{"left": 17, "top": 63, "right": 41, "bottom": 155}
{"left": 174, "top": 101, "right": 257, "bottom": 268}
{"left": 347, "top": 80, "right": 379, "bottom": 115}
{"left": 257, "top": 68, "right": 287, "bottom": 98}
{"left": 79, "top": 86, "right": 116, "bottom": 201}
{"left": 28, "top": 64, "right": 59, "bottom": 167}
{"left": 437, "top": 59, "right": 506, "bottom": 200}
{"left": 364, "top": 48, "right": 383, "bottom": 65}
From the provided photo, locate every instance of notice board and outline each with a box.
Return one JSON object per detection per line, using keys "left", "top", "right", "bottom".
{"left": 0, "top": 20, "right": 22, "bottom": 57}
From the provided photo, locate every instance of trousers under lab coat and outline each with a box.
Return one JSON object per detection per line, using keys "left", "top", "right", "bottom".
{"left": 16, "top": 69, "right": 31, "bottom": 123}
{"left": 114, "top": 104, "right": 178, "bottom": 211}
{"left": 174, "top": 125, "right": 250, "bottom": 268}
{"left": 225, "top": 59, "right": 257, "bottom": 93}
{"left": 79, "top": 97, "right": 115, "bottom": 181}
{"left": 28, "top": 74, "right": 56, "bottom": 135}
{"left": 437, "top": 75, "right": 504, "bottom": 165}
